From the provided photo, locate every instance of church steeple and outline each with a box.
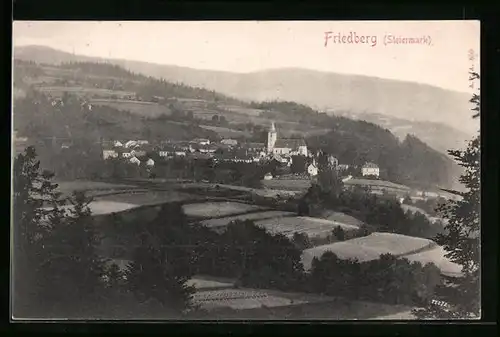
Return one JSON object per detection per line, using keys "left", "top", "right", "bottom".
{"left": 267, "top": 121, "right": 277, "bottom": 153}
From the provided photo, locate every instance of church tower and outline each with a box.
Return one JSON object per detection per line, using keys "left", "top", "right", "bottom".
{"left": 267, "top": 121, "right": 277, "bottom": 153}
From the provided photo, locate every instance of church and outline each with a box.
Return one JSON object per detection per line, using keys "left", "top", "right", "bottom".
{"left": 267, "top": 122, "right": 308, "bottom": 156}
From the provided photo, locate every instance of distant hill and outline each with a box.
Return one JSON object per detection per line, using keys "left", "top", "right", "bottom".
{"left": 14, "top": 45, "right": 476, "bottom": 139}
{"left": 333, "top": 111, "right": 473, "bottom": 154}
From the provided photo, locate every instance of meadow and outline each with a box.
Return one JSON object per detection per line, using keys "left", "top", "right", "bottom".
{"left": 36, "top": 86, "right": 135, "bottom": 98}
{"left": 301, "top": 232, "right": 436, "bottom": 271}
{"left": 199, "top": 125, "right": 251, "bottom": 138}
{"left": 344, "top": 178, "right": 411, "bottom": 193}
{"left": 261, "top": 179, "right": 312, "bottom": 192}
{"left": 182, "top": 201, "right": 265, "bottom": 219}
{"left": 95, "top": 190, "right": 195, "bottom": 206}
{"left": 199, "top": 211, "right": 296, "bottom": 228}
{"left": 254, "top": 216, "right": 360, "bottom": 239}
{"left": 90, "top": 99, "right": 171, "bottom": 118}
{"left": 404, "top": 245, "right": 462, "bottom": 277}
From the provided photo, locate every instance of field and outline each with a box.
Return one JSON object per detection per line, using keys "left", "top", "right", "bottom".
{"left": 217, "top": 104, "right": 264, "bottom": 117}
{"left": 91, "top": 99, "right": 171, "bottom": 117}
{"left": 187, "top": 276, "right": 235, "bottom": 290}
{"left": 55, "top": 180, "right": 140, "bottom": 201}
{"left": 95, "top": 190, "right": 195, "bottom": 206}
{"left": 344, "top": 178, "right": 411, "bottom": 192}
{"left": 254, "top": 216, "right": 360, "bottom": 239}
{"left": 261, "top": 179, "right": 312, "bottom": 192}
{"left": 55, "top": 180, "right": 137, "bottom": 194}
{"left": 404, "top": 246, "right": 463, "bottom": 277}
{"left": 192, "top": 289, "right": 415, "bottom": 320}
{"left": 200, "top": 211, "right": 296, "bottom": 228}
{"left": 192, "top": 288, "right": 310, "bottom": 311}
{"left": 35, "top": 86, "right": 135, "bottom": 98}
{"left": 43, "top": 200, "right": 140, "bottom": 217}
{"left": 320, "top": 210, "right": 365, "bottom": 227}
{"left": 182, "top": 201, "right": 265, "bottom": 219}
{"left": 401, "top": 204, "right": 431, "bottom": 217}
{"left": 301, "top": 232, "right": 435, "bottom": 271}
{"left": 345, "top": 233, "right": 435, "bottom": 255}
{"left": 199, "top": 125, "right": 251, "bottom": 138}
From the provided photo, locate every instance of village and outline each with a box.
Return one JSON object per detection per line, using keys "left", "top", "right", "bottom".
{"left": 101, "top": 122, "right": 378, "bottom": 180}
{"left": 98, "top": 121, "right": 454, "bottom": 203}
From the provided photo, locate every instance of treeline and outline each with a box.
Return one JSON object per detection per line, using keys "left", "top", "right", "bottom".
{"left": 99, "top": 157, "right": 277, "bottom": 188}
{"left": 56, "top": 61, "right": 243, "bottom": 104}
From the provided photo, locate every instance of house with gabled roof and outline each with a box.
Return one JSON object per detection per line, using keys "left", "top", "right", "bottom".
{"left": 362, "top": 162, "right": 380, "bottom": 178}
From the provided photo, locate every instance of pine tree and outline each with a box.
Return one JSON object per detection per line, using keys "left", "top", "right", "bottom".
{"left": 37, "top": 191, "right": 108, "bottom": 316}
{"left": 12, "top": 146, "right": 65, "bottom": 317}
{"left": 125, "top": 203, "right": 195, "bottom": 317}
{"left": 413, "top": 71, "right": 480, "bottom": 319}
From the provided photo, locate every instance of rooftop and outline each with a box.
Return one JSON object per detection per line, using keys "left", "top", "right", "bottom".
{"left": 274, "top": 139, "right": 306, "bottom": 149}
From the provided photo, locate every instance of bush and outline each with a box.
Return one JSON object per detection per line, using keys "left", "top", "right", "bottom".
{"left": 308, "top": 252, "right": 442, "bottom": 306}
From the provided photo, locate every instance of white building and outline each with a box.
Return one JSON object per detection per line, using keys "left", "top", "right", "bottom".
{"left": 159, "top": 150, "right": 170, "bottom": 157}
{"left": 307, "top": 160, "right": 319, "bottom": 176}
{"left": 114, "top": 141, "right": 123, "bottom": 147}
{"left": 124, "top": 140, "right": 138, "bottom": 148}
{"left": 103, "top": 149, "right": 118, "bottom": 160}
{"left": 362, "top": 162, "right": 380, "bottom": 177}
{"left": 122, "top": 152, "right": 132, "bottom": 158}
{"left": 264, "top": 172, "right": 273, "bottom": 180}
{"left": 221, "top": 139, "right": 238, "bottom": 146}
{"left": 193, "top": 138, "right": 210, "bottom": 146}
{"left": 146, "top": 158, "right": 155, "bottom": 167}
{"left": 129, "top": 157, "right": 141, "bottom": 165}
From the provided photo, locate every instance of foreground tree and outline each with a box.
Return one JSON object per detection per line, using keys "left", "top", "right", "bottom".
{"left": 37, "top": 191, "right": 109, "bottom": 316}
{"left": 12, "top": 146, "right": 66, "bottom": 317}
{"left": 125, "top": 203, "right": 195, "bottom": 317}
{"left": 413, "top": 71, "right": 480, "bottom": 319}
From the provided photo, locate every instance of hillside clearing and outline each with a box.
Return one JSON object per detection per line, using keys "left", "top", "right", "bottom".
{"left": 200, "top": 211, "right": 296, "bottom": 228}
{"left": 301, "top": 232, "right": 435, "bottom": 271}
{"left": 182, "top": 202, "right": 264, "bottom": 219}
{"left": 261, "top": 179, "right": 312, "bottom": 191}
{"left": 199, "top": 125, "right": 251, "bottom": 138}
{"left": 91, "top": 99, "right": 170, "bottom": 117}
{"left": 254, "top": 216, "right": 360, "bottom": 239}
{"left": 95, "top": 190, "right": 195, "bottom": 206}
{"left": 404, "top": 245, "right": 463, "bottom": 277}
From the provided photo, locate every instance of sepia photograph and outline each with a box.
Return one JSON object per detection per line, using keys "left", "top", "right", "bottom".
{"left": 11, "top": 20, "right": 480, "bottom": 321}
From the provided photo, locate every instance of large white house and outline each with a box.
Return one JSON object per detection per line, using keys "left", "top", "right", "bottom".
{"left": 267, "top": 122, "right": 308, "bottom": 156}
{"left": 362, "top": 162, "right": 380, "bottom": 177}
{"left": 307, "top": 160, "right": 319, "bottom": 176}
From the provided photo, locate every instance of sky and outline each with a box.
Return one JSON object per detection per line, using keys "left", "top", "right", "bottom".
{"left": 13, "top": 21, "right": 480, "bottom": 93}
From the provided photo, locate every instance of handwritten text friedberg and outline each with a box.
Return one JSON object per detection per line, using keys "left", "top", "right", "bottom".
{"left": 324, "top": 31, "right": 377, "bottom": 47}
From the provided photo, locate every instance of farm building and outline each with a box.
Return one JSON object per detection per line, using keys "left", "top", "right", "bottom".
{"left": 362, "top": 162, "right": 380, "bottom": 177}
{"left": 221, "top": 139, "right": 238, "bottom": 146}
{"left": 129, "top": 156, "right": 141, "bottom": 165}
{"left": 307, "top": 161, "right": 319, "bottom": 177}
{"left": 102, "top": 149, "right": 119, "bottom": 160}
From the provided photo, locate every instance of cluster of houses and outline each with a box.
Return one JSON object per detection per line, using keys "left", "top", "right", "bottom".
{"left": 99, "top": 121, "right": 381, "bottom": 180}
